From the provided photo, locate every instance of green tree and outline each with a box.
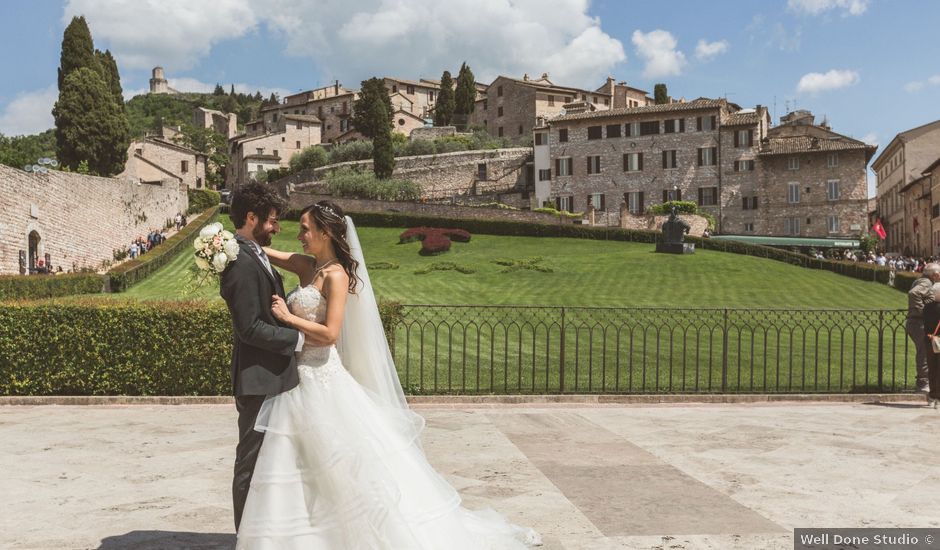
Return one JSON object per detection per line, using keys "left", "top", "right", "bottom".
{"left": 58, "top": 16, "right": 98, "bottom": 89}
{"left": 93, "top": 49, "right": 130, "bottom": 173}
{"left": 654, "top": 83, "right": 669, "bottom": 105}
{"left": 290, "top": 145, "right": 329, "bottom": 173}
{"left": 53, "top": 67, "right": 127, "bottom": 175}
{"left": 454, "top": 62, "right": 477, "bottom": 129}
{"left": 175, "top": 124, "right": 228, "bottom": 187}
{"left": 371, "top": 100, "right": 395, "bottom": 179}
{"left": 213, "top": 83, "right": 225, "bottom": 95}
{"left": 352, "top": 77, "right": 393, "bottom": 139}
{"left": 433, "top": 70, "right": 455, "bottom": 127}
{"left": 0, "top": 130, "right": 57, "bottom": 169}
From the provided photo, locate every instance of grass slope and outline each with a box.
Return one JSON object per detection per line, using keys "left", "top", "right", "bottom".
{"left": 121, "top": 219, "right": 905, "bottom": 310}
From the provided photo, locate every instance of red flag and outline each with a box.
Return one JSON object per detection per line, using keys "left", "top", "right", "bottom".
{"left": 872, "top": 219, "right": 886, "bottom": 240}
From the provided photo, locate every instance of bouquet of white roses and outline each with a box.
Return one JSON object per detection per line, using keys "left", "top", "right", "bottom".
{"left": 192, "top": 222, "right": 240, "bottom": 282}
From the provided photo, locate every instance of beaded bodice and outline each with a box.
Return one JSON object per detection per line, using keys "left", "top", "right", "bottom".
{"left": 287, "top": 285, "right": 335, "bottom": 368}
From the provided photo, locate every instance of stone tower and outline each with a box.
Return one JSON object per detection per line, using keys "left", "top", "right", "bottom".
{"left": 149, "top": 67, "right": 170, "bottom": 94}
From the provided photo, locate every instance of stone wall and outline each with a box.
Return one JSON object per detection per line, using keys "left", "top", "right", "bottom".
{"left": 410, "top": 127, "right": 458, "bottom": 141}
{"left": 0, "top": 165, "right": 188, "bottom": 275}
{"left": 287, "top": 193, "right": 571, "bottom": 225}
{"left": 617, "top": 212, "right": 710, "bottom": 236}
{"left": 277, "top": 148, "right": 532, "bottom": 200}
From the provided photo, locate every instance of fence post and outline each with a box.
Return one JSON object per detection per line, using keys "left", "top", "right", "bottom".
{"left": 721, "top": 308, "right": 729, "bottom": 392}
{"left": 559, "top": 307, "right": 566, "bottom": 393}
{"left": 877, "top": 310, "right": 884, "bottom": 391}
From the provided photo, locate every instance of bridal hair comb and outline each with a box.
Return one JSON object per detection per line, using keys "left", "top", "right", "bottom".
{"left": 315, "top": 203, "right": 339, "bottom": 218}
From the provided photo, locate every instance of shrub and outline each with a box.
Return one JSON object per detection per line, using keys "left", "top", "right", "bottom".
{"left": 108, "top": 206, "right": 219, "bottom": 292}
{"left": 370, "top": 261, "right": 399, "bottom": 270}
{"left": 325, "top": 167, "right": 421, "bottom": 201}
{"left": 648, "top": 200, "right": 698, "bottom": 215}
{"left": 493, "top": 257, "right": 553, "bottom": 273}
{"left": 414, "top": 261, "right": 475, "bottom": 275}
{"left": 290, "top": 145, "right": 329, "bottom": 173}
{"left": 0, "top": 296, "right": 406, "bottom": 396}
{"left": 533, "top": 207, "right": 584, "bottom": 220}
{"left": 419, "top": 233, "right": 451, "bottom": 255}
{"left": 0, "top": 273, "right": 103, "bottom": 300}
{"left": 187, "top": 188, "right": 220, "bottom": 215}
{"left": 329, "top": 140, "right": 373, "bottom": 164}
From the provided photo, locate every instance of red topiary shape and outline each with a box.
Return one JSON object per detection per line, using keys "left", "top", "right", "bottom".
{"left": 398, "top": 227, "right": 472, "bottom": 255}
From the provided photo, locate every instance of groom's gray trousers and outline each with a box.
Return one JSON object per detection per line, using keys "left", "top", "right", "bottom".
{"left": 234, "top": 395, "right": 266, "bottom": 530}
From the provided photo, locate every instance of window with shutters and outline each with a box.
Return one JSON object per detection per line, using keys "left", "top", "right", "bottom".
{"left": 296, "top": 141, "right": 301, "bottom": 149}
{"left": 698, "top": 186, "right": 718, "bottom": 206}
{"left": 828, "top": 216, "right": 839, "bottom": 233}
{"left": 587, "top": 155, "right": 601, "bottom": 174}
{"left": 518, "top": 125, "right": 523, "bottom": 135}
{"left": 827, "top": 179, "right": 840, "bottom": 200}
{"left": 538, "top": 169, "right": 551, "bottom": 181}
{"left": 587, "top": 126, "right": 603, "bottom": 140}
{"left": 828, "top": 153, "right": 839, "bottom": 167}
{"left": 558, "top": 196, "right": 572, "bottom": 212}
{"left": 639, "top": 121, "right": 660, "bottom": 135}
{"left": 742, "top": 196, "right": 758, "bottom": 210}
{"left": 181, "top": 160, "right": 189, "bottom": 174}
{"left": 626, "top": 191, "right": 644, "bottom": 214}
{"left": 625, "top": 122, "right": 640, "bottom": 137}
{"left": 662, "top": 150, "right": 678, "bottom": 169}
{"left": 788, "top": 157, "right": 800, "bottom": 170}
{"left": 273, "top": 150, "right": 278, "bottom": 158}
{"left": 664, "top": 118, "right": 685, "bottom": 133}
{"left": 589, "top": 193, "right": 605, "bottom": 210}
{"left": 534, "top": 132, "right": 547, "bottom": 146}
{"left": 784, "top": 217, "right": 800, "bottom": 235}
{"left": 788, "top": 182, "right": 800, "bottom": 203}
{"left": 558, "top": 128, "right": 568, "bottom": 142}
{"left": 623, "top": 152, "right": 643, "bottom": 172}
{"left": 735, "top": 129, "right": 752, "bottom": 147}
{"left": 556, "top": 157, "right": 572, "bottom": 176}
{"left": 498, "top": 126, "right": 504, "bottom": 137}
{"left": 477, "top": 163, "right": 487, "bottom": 180}
{"left": 296, "top": 122, "right": 303, "bottom": 129}
{"left": 933, "top": 204, "right": 939, "bottom": 219}
{"left": 664, "top": 188, "right": 681, "bottom": 201}
{"left": 735, "top": 159, "right": 755, "bottom": 171}
{"left": 698, "top": 147, "right": 717, "bottom": 166}
{"left": 406, "top": 85, "right": 414, "bottom": 95}
{"left": 697, "top": 115, "right": 717, "bottom": 131}
{"left": 497, "top": 85, "right": 503, "bottom": 97}
{"left": 497, "top": 106, "right": 504, "bottom": 117}
{"left": 744, "top": 222, "right": 754, "bottom": 232}
{"left": 606, "top": 124, "right": 621, "bottom": 138}
{"left": 548, "top": 94, "right": 555, "bottom": 106}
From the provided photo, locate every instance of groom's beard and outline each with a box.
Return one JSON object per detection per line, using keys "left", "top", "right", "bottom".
{"left": 253, "top": 225, "right": 274, "bottom": 247}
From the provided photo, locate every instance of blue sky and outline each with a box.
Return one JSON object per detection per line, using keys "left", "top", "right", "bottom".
{"left": 1, "top": 0, "right": 938, "bottom": 196}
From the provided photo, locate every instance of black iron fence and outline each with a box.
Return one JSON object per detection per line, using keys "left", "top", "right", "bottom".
{"left": 390, "top": 306, "right": 916, "bottom": 394}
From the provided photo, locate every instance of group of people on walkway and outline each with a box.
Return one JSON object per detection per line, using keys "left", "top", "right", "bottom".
{"left": 128, "top": 229, "right": 167, "bottom": 260}
{"left": 906, "top": 263, "right": 940, "bottom": 406}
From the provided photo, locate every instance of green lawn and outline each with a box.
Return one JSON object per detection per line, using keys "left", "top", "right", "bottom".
{"left": 120, "top": 218, "right": 906, "bottom": 310}
{"left": 108, "top": 218, "right": 916, "bottom": 394}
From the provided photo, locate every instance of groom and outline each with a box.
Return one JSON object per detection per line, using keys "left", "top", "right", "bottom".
{"left": 220, "top": 182, "right": 304, "bottom": 530}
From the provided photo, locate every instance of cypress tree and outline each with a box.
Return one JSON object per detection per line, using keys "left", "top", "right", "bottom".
{"left": 654, "top": 84, "right": 669, "bottom": 105}
{"left": 371, "top": 99, "right": 395, "bottom": 179}
{"left": 58, "top": 16, "right": 98, "bottom": 89}
{"left": 351, "top": 77, "right": 393, "bottom": 139}
{"left": 433, "top": 70, "right": 455, "bottom": 127}
{"left": 454, "top": 62, "right": 477, "bottom": 130}
{"left": 53, "top": 67, "right": 127, "bottom": 175}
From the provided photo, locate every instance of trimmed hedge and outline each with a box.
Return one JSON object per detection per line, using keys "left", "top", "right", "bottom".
{"left": 108, "top": 206, "right": 219, "bottom": 292}
{"left": 0, "top": 297, "right": 406, "bottom": 396}
{"left": 0, "top": 273, "right": 103, "bottom": 300}
{"left": 187, "top": 188, "right": 221, "bottom": 215}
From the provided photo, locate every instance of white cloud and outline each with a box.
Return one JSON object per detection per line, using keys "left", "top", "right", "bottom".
{"left": 68, "top": 0, "right": 626, "bottom": 89}
{"left": 787, "top": 0, "right": 870, "bottom": 16}
{"left": 902, "top": 74, "right": 940, "bottom": 93}
{"left": 632, "top": 29, "right": 686, "bottom": 79}
{"left": 796, "top": 69, "right": 860, "bottom": 94}
{"left": 0, "top": 85, "right": 57, "bottom": 136}
{"left": 695, "top": 39, "right": 729, "bottom": 61}
{"left": 64, "top": 0, "right": 259, "bottom": 70}
{"left": 861, "top": 132, "right": 878, "bottom": 145}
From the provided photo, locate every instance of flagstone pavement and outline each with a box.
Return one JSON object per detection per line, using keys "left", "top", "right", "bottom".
{"left": 2, "top": 400, "right": 939, "bottom": 549}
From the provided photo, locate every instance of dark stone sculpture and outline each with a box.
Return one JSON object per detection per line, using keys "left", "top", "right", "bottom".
{"left": 655, "top": 206, "right": 695, "bottom": 254}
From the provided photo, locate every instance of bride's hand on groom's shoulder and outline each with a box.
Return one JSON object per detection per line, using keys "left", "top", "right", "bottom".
{"left": 271, "top": 295, "right": 291, "bottom": 324}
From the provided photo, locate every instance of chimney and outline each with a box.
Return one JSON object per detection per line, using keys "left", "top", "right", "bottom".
{"left": 523, "top": 73, "right": 529, "bottom": 81}
{"left": 334, "top": 80, "right": 339, "bottom": 95}
{"left": 541, "top": 72, "right": 549, "bottom": 80}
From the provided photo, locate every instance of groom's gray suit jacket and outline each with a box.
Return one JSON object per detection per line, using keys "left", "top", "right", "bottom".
{"left": 220, "top": 237, "right": 300, "bottom": 396}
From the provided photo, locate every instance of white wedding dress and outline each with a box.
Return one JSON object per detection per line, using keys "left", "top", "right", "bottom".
{"left": 235, "top": 284, "right": 542, "bottom": 549}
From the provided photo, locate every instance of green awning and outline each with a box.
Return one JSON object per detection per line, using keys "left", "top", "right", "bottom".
{"left": 710, "top": 235, "right": 860, "bottom": 248}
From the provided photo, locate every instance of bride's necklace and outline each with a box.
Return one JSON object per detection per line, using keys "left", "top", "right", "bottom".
{"left": 314, "top": 259, "right": 338, "bottom": 274}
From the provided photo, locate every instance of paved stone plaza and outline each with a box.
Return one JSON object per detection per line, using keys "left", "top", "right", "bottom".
{"left": 2, "top": 400, "right": 939, "bottom": 549}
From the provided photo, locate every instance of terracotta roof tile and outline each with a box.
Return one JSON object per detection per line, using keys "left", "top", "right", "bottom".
{"left": 551, "top": 98, "right": 727, "bottom": 122}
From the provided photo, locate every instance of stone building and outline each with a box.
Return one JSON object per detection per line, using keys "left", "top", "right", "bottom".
{"left": 537, "top": 101, "right": 872, "bottom": 238}
{"left": 872, "top": 118, "right": 940, "bottom": 254}
{"left": 0, "top": 164, "right": 187, "bottom": 275}
{"left": 925, "top": 157, "right": 940, "bottom": 256}
{"left": 229, "top": 114, "right": 322, "bottom": 188}
{"left": 383, "top": 77, "right": 440, "bottom": 119}
{"left": 471, "top": 74, "right": 651, "bottom": 142}
{"left": 148, "top": 67, "right": 179, "bottom": 95}
{"left": 756, "top": 111, "right": 875, "bottom": 239}
{"left": 193, "top": 106, "right": 238, "bottom": 139}
{"left": 257, "top": 82, "right": 357, "bottom": 144}
{"left": 120, "top": 137, "right": 208, "bottom": 189}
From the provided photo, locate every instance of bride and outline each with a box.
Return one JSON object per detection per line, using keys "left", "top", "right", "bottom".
{"left": 235, "top": 200, "right": 542, "bottom": 549}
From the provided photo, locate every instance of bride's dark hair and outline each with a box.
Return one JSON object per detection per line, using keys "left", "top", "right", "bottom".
{"left": 301, "top": 200, "right": 360, "bottom": 293}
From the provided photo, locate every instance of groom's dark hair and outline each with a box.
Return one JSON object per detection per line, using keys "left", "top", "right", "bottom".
{"left": 229, "top": 182, "right": 287, "bottom": 229}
